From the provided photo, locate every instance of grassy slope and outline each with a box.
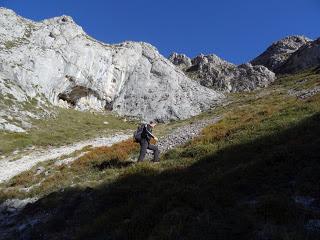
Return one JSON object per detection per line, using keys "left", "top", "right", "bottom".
{"left": 1, "top": 69, "right": 320, "bottom": 239}
{"left": 0, "top": 108, "right": 136, "bottom": 155}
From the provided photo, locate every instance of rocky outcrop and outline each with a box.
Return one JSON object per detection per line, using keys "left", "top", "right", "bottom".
{"left": 0, "top": 8, "right": 224, "bottom": 131}
{"left": 277, "top": 38, "right": 320, "bottom": 74}
{"left": 168, "top": 52, "right": 192, "bottom": 70}
{"left": 170, "top": 53, "right": 276, "bottom": 92}
{"left": 251, "top": 35, "right": 311, "bottom": 72}
{"left": 288, "top": 86, "right": 320, "bottom": 100}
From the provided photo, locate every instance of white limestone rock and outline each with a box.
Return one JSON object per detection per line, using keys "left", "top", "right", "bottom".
{"left": 168, "top": 52, "right": 192, "bottom": 70}
{"left": 0, "top": 7, "right": 224, "bottom": 130}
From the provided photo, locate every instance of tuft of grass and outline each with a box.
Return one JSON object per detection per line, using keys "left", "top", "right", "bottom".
{"left": 0, "top": 93, "right": 15, "bottom": 106}
{"left": 4, "top": 40, "right": 17, "bottom": 49}
{"left": 4, "top": 36, "right": 30, "bottom": 50}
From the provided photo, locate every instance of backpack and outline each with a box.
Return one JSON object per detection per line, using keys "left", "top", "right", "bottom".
{"left": 133, "top": 124, "right": 145, "bottom": 142}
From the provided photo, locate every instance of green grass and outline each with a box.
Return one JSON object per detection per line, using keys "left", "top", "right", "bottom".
{"left": 0, "top": 108, "right": 136, "bottom": 155}
{"left": 0, "top": 69, "right": 320, "bottom": 239}
{"left": 4, "top": 35, "right": 31, "bottom": 50}
{"left": 0, "top": 93, "right": 15, "bottom": 106}
{"left": 4, "top": 40, "right": 17, "bottom": 49}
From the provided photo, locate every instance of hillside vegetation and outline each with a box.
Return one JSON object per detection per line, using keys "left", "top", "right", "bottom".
{"left": 0, "top": 68, "right": 320, "bottom": 239}
{"left": 0, "top": 108, "right": 136, "bottom": 155}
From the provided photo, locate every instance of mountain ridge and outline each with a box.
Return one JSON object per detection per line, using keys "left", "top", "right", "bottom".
{"left": 251, "top": 35, "right": 311, "bottom": 72}
{"left": 169, "top": 52, "right": 276, "bottom": 92}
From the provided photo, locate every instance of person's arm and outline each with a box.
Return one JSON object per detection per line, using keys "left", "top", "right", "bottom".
{"left": 145, "top": 125, "right": 155, "bottom": 139}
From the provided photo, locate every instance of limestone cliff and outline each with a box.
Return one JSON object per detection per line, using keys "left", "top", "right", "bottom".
{"left": 0, "top": 8, "right": 223, "bottom": 131}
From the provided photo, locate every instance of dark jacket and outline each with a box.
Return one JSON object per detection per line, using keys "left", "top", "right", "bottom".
{"left": 141, "top": 124, "right": 155, "bottom": 142}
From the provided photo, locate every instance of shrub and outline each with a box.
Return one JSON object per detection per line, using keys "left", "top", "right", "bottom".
{"left": 74, "top": 139, "right": 139, "bottom": 168}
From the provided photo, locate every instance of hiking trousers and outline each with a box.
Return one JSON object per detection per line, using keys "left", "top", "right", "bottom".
{"left": 138, "top": 138, "right": 160, "bottom": 162}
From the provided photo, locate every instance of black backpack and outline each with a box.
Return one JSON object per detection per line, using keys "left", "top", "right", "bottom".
{"left": 133, "top": 124, "right": 145, "bottom": 142}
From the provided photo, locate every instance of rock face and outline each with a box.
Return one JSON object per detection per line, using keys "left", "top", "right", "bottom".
{"left": 170, "top": 53, "right": 276, "bottom": 92}
{"left": 168, "top": 52, "right": 192, "bottom": 70}
{"left": 277, "top": 38, "right": 320, "bottom": 74}
{"left": 0, "top": 8, "right": 223, "bottom": 131}
{"left": 251, "top": 35, "right": 311, "bottom": 72}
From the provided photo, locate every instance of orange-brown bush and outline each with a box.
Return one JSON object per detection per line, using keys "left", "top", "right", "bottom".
{"left": 73, "top": 139, "right": 139, "bottom": 169}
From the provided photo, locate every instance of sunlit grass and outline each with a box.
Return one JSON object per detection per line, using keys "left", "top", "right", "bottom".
{"left": 0, "top": 108, "right": 136, "bottom": 155}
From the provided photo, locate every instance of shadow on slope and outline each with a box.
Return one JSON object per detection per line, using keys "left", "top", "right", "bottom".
{"left": 10, "top": 113, "right": 320, "bottom": 240}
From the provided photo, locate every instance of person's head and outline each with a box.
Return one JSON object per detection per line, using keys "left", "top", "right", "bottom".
{"left": 149, "top": 121, "right": 157, "bottom": 128}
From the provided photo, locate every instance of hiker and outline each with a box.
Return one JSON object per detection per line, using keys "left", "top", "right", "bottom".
{"left": 136, "top": 121, "right": 160, "bottom": 162}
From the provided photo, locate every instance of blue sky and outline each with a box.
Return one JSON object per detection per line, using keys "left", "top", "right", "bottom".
{"left": 1, "top": 0, "right": 319, "bottom": 64}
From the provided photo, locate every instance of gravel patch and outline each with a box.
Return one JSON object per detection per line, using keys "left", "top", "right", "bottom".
{"left": 158, "top": 116, "right": 222, "bottom": 152}
{"left": 288, "top": 86, "right": 320, "bottom": 99}
{"left": 144, "top": 116, "right": 222, "bottom": 160}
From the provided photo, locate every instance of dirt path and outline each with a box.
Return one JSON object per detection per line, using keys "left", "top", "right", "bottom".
{"left": 143, "top": 116, "right": 222, "bottom": 159}
{"left": 157, "top": 116, "right": 222, "bottom": 152}
{"left": 0, "top": 133, "right": 131, "bottom": 183}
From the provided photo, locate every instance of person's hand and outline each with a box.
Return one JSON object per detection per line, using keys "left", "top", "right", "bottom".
{"left": 154, "top": 137, "right": 158, "bottom": 141}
